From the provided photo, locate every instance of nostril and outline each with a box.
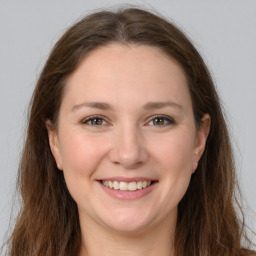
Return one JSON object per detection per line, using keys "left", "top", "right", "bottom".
{"left": 108, "top": 142, "right": 149, "bottom": 169}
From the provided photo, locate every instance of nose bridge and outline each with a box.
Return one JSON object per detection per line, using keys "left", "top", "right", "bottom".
{"left": 110, "top": 121, "right": 148, "bottom": 168}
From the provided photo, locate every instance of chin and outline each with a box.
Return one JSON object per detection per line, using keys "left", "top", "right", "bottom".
{"left": 95, "top": 206, "right": 161, "bottom": 235}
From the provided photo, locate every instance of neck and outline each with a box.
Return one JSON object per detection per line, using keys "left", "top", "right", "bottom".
{"left": 79, "top": 215, "right": 176, "bottom": 256}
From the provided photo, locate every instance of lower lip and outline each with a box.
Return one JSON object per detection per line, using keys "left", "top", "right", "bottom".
{"left": 98, "top": 181, "right": 158, "bottom": 200}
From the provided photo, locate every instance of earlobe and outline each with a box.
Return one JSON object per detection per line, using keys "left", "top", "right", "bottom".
{"left": 194, "top": 114, "right": 211, "bottom": 163}
{"left": 46, "top": 120, "right": 63, "bottom": 170}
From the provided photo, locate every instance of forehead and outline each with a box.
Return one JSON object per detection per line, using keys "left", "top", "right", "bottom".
{"left": 63, "top": 43, "right": 191, "bottom": 110}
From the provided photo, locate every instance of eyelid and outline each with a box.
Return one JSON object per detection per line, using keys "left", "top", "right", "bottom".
{"left": 145, "top": 115, "right": 175, "bottom": 126}
{"left": 81, "top": 115, "right": 110, "bottom": 126}
{"left": 80, "top": 114, "right": 175, "bottom": 127}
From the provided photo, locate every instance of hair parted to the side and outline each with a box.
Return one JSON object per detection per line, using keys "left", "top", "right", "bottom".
{"left": 6, "top": 6, "right": 255, "bottom": 256}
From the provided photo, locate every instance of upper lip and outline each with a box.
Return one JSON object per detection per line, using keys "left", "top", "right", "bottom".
{"left": 98, "top": 176, "right": 157, "bottom": 182}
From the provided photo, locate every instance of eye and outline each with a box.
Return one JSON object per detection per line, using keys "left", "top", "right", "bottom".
{"left": 147, "top": 115, "right": 175, "bottom": 126}
{"left": 81, "top": 116, "right": 108, "bottom": 126}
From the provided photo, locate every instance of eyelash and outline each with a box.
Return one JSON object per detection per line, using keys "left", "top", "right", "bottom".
{"left": 147, "top": 115, "right": 175, "bottom": 126}
{"left": 81, "top": 115, "right": 175, "bottom": 127}
{"left": 81, "top": 115, "right": 108, "bottom": 126}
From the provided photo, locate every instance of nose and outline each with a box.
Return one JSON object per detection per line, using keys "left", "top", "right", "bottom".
{"left": 108, "top": 124, "right": 148, "bottom": 169}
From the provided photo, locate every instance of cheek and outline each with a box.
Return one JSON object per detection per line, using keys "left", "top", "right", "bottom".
{"left": 148, "top": 130, "right": 195, "bottom": 205}
{"left": 59, "top": 132, "right": 110, "bottom": 204}
{"left": 150, "top": 130, "right": 195, "bottom": 172}
{"left": 59, "top": 132, "right": 109, "bottom": 174}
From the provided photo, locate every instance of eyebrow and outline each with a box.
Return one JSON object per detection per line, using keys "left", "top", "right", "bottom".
{"left": 142, "top": 101, "right": 183, "bottom": 110}
{"left": 71, "top": 101, "right": 183, "bottom": 112}
{"left": 71, "top": 102, "right": 113, "bottom": 112}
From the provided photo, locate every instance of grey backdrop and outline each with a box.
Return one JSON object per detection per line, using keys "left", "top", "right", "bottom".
{"left": 1, "top": 0, "right": 256, "bottom": 247}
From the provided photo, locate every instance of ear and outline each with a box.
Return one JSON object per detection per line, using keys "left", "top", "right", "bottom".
{"left": 193, "top": 114, "right": 211, "bottom": 171}
{"left": 46, "top": 120, "right": 63, "bottom": 170}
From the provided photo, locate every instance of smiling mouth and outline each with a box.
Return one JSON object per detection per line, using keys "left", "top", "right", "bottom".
{"left": 100, "top": 180, "right": 156, "bottom": 191}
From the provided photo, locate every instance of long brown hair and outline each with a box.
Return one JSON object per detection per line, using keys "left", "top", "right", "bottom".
{"left": 5, "top": 6, "right": 255, "bottom": 256}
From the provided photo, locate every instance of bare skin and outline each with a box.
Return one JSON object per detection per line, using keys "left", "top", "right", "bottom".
{"left": 47, "top": 43, "right": 210, "bottom": 256}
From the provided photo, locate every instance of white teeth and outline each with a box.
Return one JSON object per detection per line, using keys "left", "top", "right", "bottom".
{"left": 142, "top": 181, "right": 147, "bottom": 188}
{"left": 101, "top": 180, "right": 152, "bottom": 191}
{"left": 108, "top": 181, "right": 113, "bottom": 188}
{"left": 128, "top": 182, "right": 137, "bottom": 191}
{"left": 137, "top": 181, "right": 142, "bottom": 189}
{"left": 113, "top": 181, "right": 120, "bottom": 190}
{"left": 120, "top": 182, "right": 128, "bottom": 191}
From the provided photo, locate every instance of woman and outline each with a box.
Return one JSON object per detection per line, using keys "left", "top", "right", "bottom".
{"left": 6, "top": 6, "right": 255, "bottom": 256}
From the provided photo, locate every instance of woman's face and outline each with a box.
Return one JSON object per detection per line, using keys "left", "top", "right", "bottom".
{"left": 48, "top": 44, "right": 209, "bottom": 234}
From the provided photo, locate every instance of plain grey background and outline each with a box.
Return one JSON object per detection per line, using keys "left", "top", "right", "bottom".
{"left": 1, "top": 0, "right": 255, "bottom": 247}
